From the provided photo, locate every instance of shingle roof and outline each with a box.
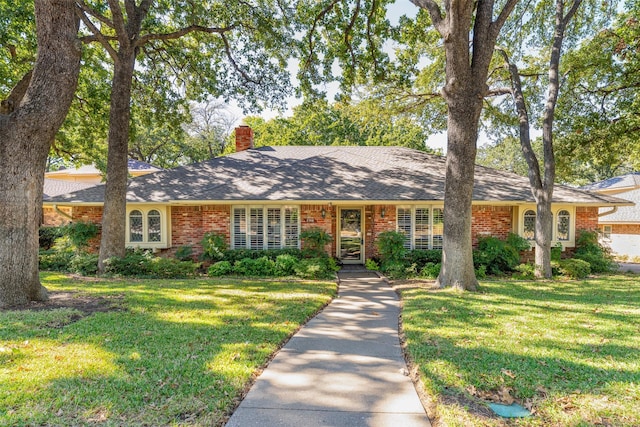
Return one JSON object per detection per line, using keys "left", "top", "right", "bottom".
{"left": 580, "top": 172, "right": 640, "bottom": 192}
{"left": 598, "top": 188, "right": 640, "bottom": 223}
{"left": 43, "top": 179, "right": 99, "bottom": 201}
{"left": 46, "top": 159, "right": 161, "bottom": 177}
{"left": 46, "top": 146, "right": 630, "bottom": 206}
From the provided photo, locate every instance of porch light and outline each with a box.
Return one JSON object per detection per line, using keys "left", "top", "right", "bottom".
{"left": 381, "top": 207, "right": 386, "bottom": 218}
{"left": 321, "top": 207, "right": 326, "bottom": 218}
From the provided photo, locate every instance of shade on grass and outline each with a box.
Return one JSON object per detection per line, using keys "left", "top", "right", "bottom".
{"left": 0, "top": 273, "right": 336, "bottom": 426}
{"left": 399, "top": 275, "right": 640, "bottom": 426}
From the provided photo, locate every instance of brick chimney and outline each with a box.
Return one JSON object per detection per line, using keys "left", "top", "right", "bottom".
{"left": 235, "top": 125, "right": 254, "bottom": 152}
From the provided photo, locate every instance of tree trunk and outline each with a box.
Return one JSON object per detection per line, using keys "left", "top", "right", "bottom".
{"left": 98, "top": 50, "right": 137, "bottom": 272}
{"left": 535, "top": 194, "right": 553, "bottom": 277}
{"left": 436, "top": 91, "right": 482, "bottom": 290}
{"left": 0, "top": 0, "right": 81, "bottom": 307}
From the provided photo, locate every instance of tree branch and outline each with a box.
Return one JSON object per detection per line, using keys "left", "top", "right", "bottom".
{"left": 492, "top": 0, "right": 520, "bottom": 35}
{"left": 75, "top": 6, "right": 119, "bottom": 60}
{"left": 410, "top": 0, "right": 446, "bottom": 35}
{"left": 137, "top": 24, "right": 236, "bottom": 45}
{"left": 498, "top": 49, "right": 543, "bottom": 192}
{"left": 562, "top": 0, "right": 583, "bottom": 27}
{"left": 344, "top": 0, "right": 361, "bottom": 71}
{"left": 220, "top": 32, "right": 260, "bottom": 85}
{"left": 303, "top": 0, "right": 341, "bottom": 71}
{"left": 367, "top": 0, "right": 380, "bottom": 78}
{"left": 75, "top": 0, "right": 114, "bottom": 29}
{"left": 486, "top": 87, "right": 512, "bottom": 97}
{"left": 0, "top": 70, "right": 33, "bottom": 114}
{"left": 107, "top": 0, "right": 128, "bottom": 44}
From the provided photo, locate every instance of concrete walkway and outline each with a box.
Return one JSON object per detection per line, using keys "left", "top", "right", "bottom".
{"left": 225, "top": 267, "right": 431, "bottom": 427}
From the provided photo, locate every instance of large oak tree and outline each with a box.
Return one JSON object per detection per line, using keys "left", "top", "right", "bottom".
{"left": 72, "top": 0, "right": 295, "bottom": 271}
{"left": 0, "top": 0, "right": 81, "bottom": 307}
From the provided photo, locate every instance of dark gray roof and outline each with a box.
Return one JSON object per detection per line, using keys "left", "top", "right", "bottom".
{"left": 43, "top": 179, "right": 99, "bottom": 201}
{"left": 46, "top": 146, "right": 630, "bottom": 206}
{"left": 581, "top": 172, "right": 640, "bottom": 192}
{"left": 598, "top": 188, "right": 640, "bottom": 223}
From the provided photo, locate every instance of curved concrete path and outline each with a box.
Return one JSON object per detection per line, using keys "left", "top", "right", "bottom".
{"left": 225, "top": 267, "right": 431, "bottom": 427}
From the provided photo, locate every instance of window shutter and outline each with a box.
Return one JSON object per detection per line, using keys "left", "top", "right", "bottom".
{"left": 233, "top": 208, "right": 247, "bottom": 249}
{"left": 284, "top": 207, "right": 299, "bottom": 248}
{"left": 397, "top": 208, "right": 412, "bottom": 249}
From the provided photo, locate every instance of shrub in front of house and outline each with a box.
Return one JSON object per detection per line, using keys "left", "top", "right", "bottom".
{"left": 69, "top": 252, "right": 100, "bottom": 276}
{"left": 473, "top": 233, "right": 529, "bottom": 275}
{"left": 419, "top": 262, "right": 441, "bottom": 279}
{"left": 208, "top": 260, "right": 233, "bottom": 277}
{"left": 406, "top": 249, "right": 442, "bottom": 267}
{"left": 274, "top": 254, "right": 298, "bottom": 276}
{"left": 294, "top": 257, "right": 339, "bottom": 279}
{"left": 39, "top": 222, "right": 100, "bottom": 275}
{"left": 232, "top": 257, "right": 276, "bottom": 276}
{"left": 573, "top": 230, "right": 617, "bottom": 273}
{"left": 557, "top": 258, "right": 591, "bottom": 279}
{"left": 300, "top": 227, "right": 332, "bottom": 258}
{"left": 201, "top": 232, "right": 227, "bottom": 261}
{"left": 104, "top": 250, "right": 198, "bottom": 279}
{"left": 222, "top": 248, "right": 304, "bottom": 263}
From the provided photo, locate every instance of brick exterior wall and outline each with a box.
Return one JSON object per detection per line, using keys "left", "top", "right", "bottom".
{"left": 43, "top": 206, "right": 73, "bottom": 226}
{"left": 69, "top": 206, "right": 104, "bottom": 253}
{"left": 576, "top": 206, "right": 599, "bottom": 232}
{"left": 471, "top": 205, "right": 514, "bottom": 245}
{"left": 39, "top": 202, "right": 596, "bottom": 262}
{"left": 300, "top": 204, "right": 334, "bottom": 255}
{"left": 610, "top": 224, "right": 640, "bottom": 234}
{"left": 365, "top": 204, "right": 397, "bottom": 259}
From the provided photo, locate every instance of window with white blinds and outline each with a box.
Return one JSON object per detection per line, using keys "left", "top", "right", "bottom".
{"left": 397, "top": 208, "right": 412, "bottom": 249}
{"left": 396, "top": 206, "right": 444, "bottom": 250}
{"left": 232, "top": 206, "right": 300, "bottom": 250}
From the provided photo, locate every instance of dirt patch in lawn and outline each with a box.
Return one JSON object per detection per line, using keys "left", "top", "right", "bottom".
{"left": 1, "top": 291, "right": 124, "bottom": 315}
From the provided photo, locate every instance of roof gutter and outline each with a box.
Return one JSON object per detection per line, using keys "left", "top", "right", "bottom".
{"left": 53, "top": 204, "right": 73, "bottom": 221}
{"left": 598, "top": 206, "right": 618, "bottom": 217}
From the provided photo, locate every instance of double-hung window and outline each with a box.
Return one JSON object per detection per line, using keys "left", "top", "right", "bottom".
{"left": 396, "top": 206, "right": 444, "bottom": 250}
{"left": 232, "top": 206, "right": 299, "bottom": 250}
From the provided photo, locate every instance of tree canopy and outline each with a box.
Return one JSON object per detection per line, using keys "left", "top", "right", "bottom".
{"left": 244, "top": 97, "right": 438, "bottom": 153}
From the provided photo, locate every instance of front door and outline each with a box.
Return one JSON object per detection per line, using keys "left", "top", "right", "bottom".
{"left": 339, "top": 208, "right": 363, "bottom": 264}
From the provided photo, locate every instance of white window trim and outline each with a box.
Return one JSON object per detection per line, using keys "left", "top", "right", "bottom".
{"left": 396, "top": 205, "right": 444, "bottom": 250}
{"left": 125, "top": 205, "right": 169, "bottom": 249}
{"left": 231, "top": 205, "right": 301, "bottom": 250}
{"left": 518, "top": 205, "right": 576, "bottom": 248}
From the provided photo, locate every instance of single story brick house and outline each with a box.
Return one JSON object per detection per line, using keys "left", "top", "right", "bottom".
{"left": 43, "top": 126, "right": 631, "bottom": 264}
{"left": 581, "top": 173, "right": 640, "bottom": 258}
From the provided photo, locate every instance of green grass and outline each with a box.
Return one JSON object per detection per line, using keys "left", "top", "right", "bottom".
{"left": 399, "top": 275, "right": 640, "bottom": 426}
{"left": 0, "top": 272, "right": 336, "bottom": 426}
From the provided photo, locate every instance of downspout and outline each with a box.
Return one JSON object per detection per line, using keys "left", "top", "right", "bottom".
{"left": 53, "top": 204, "right": 73, "bottom": 221}
{"left": 598, "top": 206, "right": 618, "bottom": 217}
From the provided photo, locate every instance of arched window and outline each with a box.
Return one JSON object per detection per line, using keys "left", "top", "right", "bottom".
{"left": 129, "top": 210, "right": 143, "bottom": 242}
{"left": 147, "top": 210, "right": 161, "bottom": 242}
{"left": 557, "top": 210, "right": 570, "bottom": 241}
{"left": 523, "top": 210, "right": 536, "bottom": 240}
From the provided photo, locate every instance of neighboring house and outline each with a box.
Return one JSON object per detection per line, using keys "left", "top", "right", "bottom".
{"left": 43, "top": 159, "right": 162, "bottom": 227}
{"left": 581, "top": 173, "right": 640, "bottom": 258}
{"left": 45, "top": 159, "right": 161, "bottom": 184}
{"left": 43, "top": 179, "right": 100, "bottom": 226}
{"left": 43, "top": 126, "right": 630, "bottom": 264}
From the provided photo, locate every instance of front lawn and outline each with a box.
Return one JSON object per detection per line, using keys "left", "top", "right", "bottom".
{"left": 399, "top": 275, "right": 640, "bottom": 426}
{"left": 0, "top": 273, "right": 336, "bottom": 426}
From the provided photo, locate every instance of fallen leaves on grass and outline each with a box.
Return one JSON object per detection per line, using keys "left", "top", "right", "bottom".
{"left": 466, "top": 384, "right": 515, "bottom": 404}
